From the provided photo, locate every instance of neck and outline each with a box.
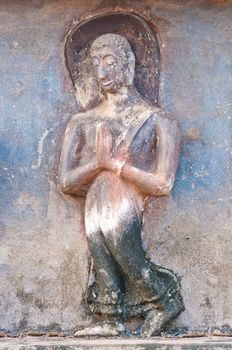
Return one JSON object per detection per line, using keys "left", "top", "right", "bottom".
{"left": 103, "top": 86, "right": 140, "bottom": 107}
{"left": 105, "top": 86, "right": 129, "bottom": 104}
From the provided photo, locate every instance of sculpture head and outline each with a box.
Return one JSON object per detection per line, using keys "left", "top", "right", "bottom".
{"left": 90, "top": 33, "right": 135, "bottom": 93}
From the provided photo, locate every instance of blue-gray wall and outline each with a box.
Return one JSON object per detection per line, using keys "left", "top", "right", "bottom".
{"left": 0, "top": 0, "right": 231, "bottom": 333}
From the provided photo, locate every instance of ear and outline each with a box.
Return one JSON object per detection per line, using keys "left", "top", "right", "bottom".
{"left": 126, "top": 51, "right": 135, "bottom": 86}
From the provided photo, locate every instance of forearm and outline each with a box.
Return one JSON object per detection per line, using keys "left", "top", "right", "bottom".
{"left": 59, "top": 160, "right": 100, "bottom": 195}
{"left": 121, "top": 163, "right": 173, "bottom": 197}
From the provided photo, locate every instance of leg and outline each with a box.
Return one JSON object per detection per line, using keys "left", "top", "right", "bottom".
{"left": 74, "top": 195, "right": 126, "bottom": 337}
{"left": 139, "top": 292, "right": 184, "bottom": 338}
{"left": 85, "top": 198, "right": 123, "bottom": 306}
{"left": 99, "top": 203, "right": 184, "bottom": 337}
{"left": 100, "top": 206, "right": 164, "bottom": 301}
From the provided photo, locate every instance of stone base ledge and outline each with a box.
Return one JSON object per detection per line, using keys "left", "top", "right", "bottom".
{"left": 0, "top": 336, "right": 232, "bottom": 349}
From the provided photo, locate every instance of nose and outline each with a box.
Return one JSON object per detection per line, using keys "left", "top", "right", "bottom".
{"left": 97, "top": 64, "right": 108, "bottom": 80}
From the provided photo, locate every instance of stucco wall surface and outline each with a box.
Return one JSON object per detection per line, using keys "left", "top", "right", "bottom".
{"left": 0, "top": 0, "right": 231, "bottom": 333}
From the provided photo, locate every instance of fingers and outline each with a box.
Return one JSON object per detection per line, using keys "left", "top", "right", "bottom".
{"left": 96, "top": 122, "right": 114, "bottom": 154}
{"left": 95, "top": 124, "right": 101, "bottom": 151}
{"left": 97, "top": 123, "right": 112, "bottom": 143}
{"left": 95, "top": 122, "right": 115, "bottom": 170}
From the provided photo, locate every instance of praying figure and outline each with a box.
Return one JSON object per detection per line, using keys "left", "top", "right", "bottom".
{"left": 59, "top": 33, "right": 184, "bottom": 338}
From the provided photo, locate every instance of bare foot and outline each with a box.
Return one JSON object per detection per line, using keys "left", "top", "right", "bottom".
{"left": 74, "top": 321, "right": 125, "bottom": 337}
{"left": 140, "top": 308, "right": 176, "bottom": 338}
{"left": 140, "top": 293, "right": 184, "bottom": 338}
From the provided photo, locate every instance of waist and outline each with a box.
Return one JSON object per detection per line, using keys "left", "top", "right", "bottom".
{"left": 88, "top": 170, "right": 144, "bottom": 211}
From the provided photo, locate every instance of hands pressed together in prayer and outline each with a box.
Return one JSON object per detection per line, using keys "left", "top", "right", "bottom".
{"left": 95, "top": 122, "right": 126, "bottom": 176}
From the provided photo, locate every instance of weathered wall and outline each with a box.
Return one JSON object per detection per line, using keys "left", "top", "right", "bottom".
{"left": 0, "top": 0, "right": 231, "bottom": 333}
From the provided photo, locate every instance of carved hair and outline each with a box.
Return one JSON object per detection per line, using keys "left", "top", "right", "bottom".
{"left": 91, "top": 33, "right": 132, "bottom": 54}
{"left": 90, "top": 33, "right": 135, "bottom": 86}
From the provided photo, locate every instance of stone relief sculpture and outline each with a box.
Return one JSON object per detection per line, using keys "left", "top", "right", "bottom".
{"left": 59, "top": 33, "right": 184, "bottom": 338}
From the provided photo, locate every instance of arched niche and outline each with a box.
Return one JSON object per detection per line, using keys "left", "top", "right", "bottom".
{"left": 65, "top": 12, "right": 160, "bottom": 110}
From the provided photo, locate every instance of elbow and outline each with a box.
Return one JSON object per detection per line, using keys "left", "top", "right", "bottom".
{"left": 159, "top": 185, "right": 171, "bottom": 196}
{"left": 58, "top": 176, "right": 70, "bottom": 195}
{"left": 151, "top": 184, "right": 170, "bottom": 197}
{"left": 59, "top": 184, "right": 70, "bottom": 195}
{"left": 58, "top": 174, "right": 82, "bottom": 196}
{"left": 160, "top": 175, "right": 175, "bottom": 196}
{"left": 149, "top": 175, "right": 175, "bottom": 197}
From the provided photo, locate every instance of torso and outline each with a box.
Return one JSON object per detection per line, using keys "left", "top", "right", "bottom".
{"left": 69, "top": 98, "right": 162, "bottom": 206}
{"left": 75, "top": 100, "right": 159, "bottom": 168}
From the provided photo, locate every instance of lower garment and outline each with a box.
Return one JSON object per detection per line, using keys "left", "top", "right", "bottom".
{"left": 84, "top": 171, "right": 184, "bottom": 319}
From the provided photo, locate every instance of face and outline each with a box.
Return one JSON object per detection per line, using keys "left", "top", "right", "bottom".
{"left": 90, "top": 46, "right": 126, "bottom": 93}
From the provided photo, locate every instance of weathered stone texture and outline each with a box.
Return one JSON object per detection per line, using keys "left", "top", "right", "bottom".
{"left": 1, "top": 337, "right": 232, "bottom": 350}
{"left": 0, "top": 0, "right": 231, "bottom": 333}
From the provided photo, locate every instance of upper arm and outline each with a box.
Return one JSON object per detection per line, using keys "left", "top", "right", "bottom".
{"left": 129, "top": 115, "right": 157, "bottom": 170}
{"left": 155, "top": 112, "right": 181, "bottom": 182}
{"left": 58, "top": 115, "right": 84, "bottom": 184}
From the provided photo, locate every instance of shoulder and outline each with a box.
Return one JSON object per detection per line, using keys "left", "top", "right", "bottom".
{"left": 136, "top": 106, "right": 163, "bottom": 130}
{"left": 150, "top": 106, "right": 180, "bottom": 129}
{"left": 66, "top": 110, "right": 91, "bottom": 127}
{"left": 64, "top": 110, "right": 96, "bottom": 136}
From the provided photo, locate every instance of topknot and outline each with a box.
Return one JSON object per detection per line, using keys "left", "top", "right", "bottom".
{"left": 90, "top": 33, "right": 132, "bottom": 54}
